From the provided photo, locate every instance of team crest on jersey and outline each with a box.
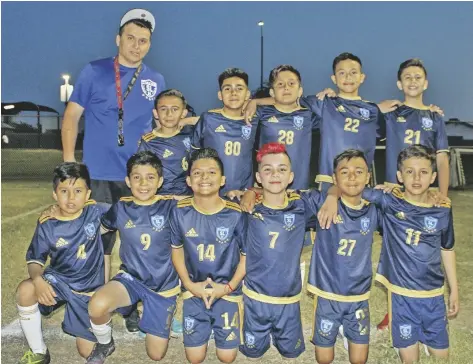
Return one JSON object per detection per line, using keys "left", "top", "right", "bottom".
{"left": 293, "top": 116, "right": 304, "bottom": 130}
{"left": 184, "top": 317, "right": 195, "bottom": 334}
{"left": 84, "top": 223, "right": 96, "bottom": 239}
{"left": 359, "top": 108, "right": 370, "bottom": 119}
{"left": 283, "top": 213, "right": 296, "bottom": 231}
{"left": 245, "top": 332, "right": 256, "bottom": 348}
{"left": 241, "top": 125, "right": 252, "bottom": 140}
{"left": 421, "top": 117, "right": 433, "bottom": 131}
{"left": 399, "top": 324, "right": 412, "bottom": 339}
{"left": 141, "top": 79, "right": 158, "bottom": 101}
{"left": 319, "top": 319, "right": 333, "bottom": 336}
{"left": 151, "top": 215, "right": 165, "bottom": 231}
{"left": 216, "top": 227, "right": 230, "bottom": 244}
{"left": 182, "top": 137, "right": 191, "bottom": 151}
{"left": 424, "top": 216, "right": 438, "bottom": 232}
{"left": 360, "top": 217, "right": 370, "bottom": 235}
{"left": 43, "top": 274, "right": 57, "bottom": 284}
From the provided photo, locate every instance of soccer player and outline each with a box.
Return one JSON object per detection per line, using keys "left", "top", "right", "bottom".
{"left": 384, "top": 58, "right": 449, "bottom": 195}
{"left": 307, "top": 149, "right": 381, "bottom": 364}
{"left": 16, "top": 162, "right": 108, "bottom": 363}
{"left": 362, "top": 145, "right": 458, "bottom": 364}
{"left": 192, "top": 68, "right": 258, "bottom": 197}
{"left": 240, "top": 143, "right": 338, "bottom": 360}
{"left": 138, "top": 89, "right": 193, "bottom": 195}
{"left": 86, "top": 151, "right": 180, "bottom": 364}
{"left": 170, "top": 148, "right": 247, "bottom": 364}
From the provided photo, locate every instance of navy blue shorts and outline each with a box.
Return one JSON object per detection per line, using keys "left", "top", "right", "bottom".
{"left": 113, "top": 272, "right": 177, "bottom": 338}
{"left": 39, "top": 273, "right": 96, "bottom": 342}
{"left": 390, "top": 292, "right": 448, "bottom": 349}
{"left": 240, "top": 296, "right": 305, "bottom": 359}
{"left": 183, "top": 296, "right": 242, "bottom": 349}
{"left": 311, "top": 296, "right": 370, "bottom": 347}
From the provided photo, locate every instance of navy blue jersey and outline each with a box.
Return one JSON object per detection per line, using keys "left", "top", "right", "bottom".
{"left": 192, "top": 109, "right": 258, "bottom": 194}
{"left": 170, "top": 198, "right": 246, "bottom": 295}
{"left": 307, "top": 197, "right": 380, "bottom": 301}
{"left": 301, "top": 96, "right": 384, "bottom": 184}
{"left": 138, "top": 126, "right": 193, "bottom": 195}
{"left": 244, "top": 192, "right": 318, "bottom": 303}
{"left": 26, "top": 200, "right": 108, "bottom": 293}
{"left": 362, "top": 188, "right": 454, "bottom": 297}
{"left": 255, "top": 105, "right": 320, "bottom": 189}
{"left": 385, "top": 106, "right": 449, "bottom": 184}
{"left": 101, "top": 195, "right": 179, "bottom": 292}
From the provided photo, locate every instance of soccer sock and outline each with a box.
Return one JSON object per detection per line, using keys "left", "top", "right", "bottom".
{"left": 17, "top": 303, "right": 47, "bottom": 354}
{"left": 90, "top": 319, "right": 112, "bottom": 345}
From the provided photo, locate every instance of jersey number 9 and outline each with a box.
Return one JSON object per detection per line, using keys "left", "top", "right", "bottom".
{"left": 140, "top": 233, "right": 151, "bottom": 250}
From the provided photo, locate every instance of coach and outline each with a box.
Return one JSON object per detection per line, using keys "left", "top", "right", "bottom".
{"left": 61, "top": 8, "right": 165, "bottom": 332}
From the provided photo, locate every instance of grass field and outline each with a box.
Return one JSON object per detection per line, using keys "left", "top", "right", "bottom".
{"left": 2, "top": 150, "right": 473, "bottom": 363}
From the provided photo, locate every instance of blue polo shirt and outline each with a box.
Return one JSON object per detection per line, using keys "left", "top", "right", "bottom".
{"left": 70, "top": 57, "right": 165, "bottom": 181}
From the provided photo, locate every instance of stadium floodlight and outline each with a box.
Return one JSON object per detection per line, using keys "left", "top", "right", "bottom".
{"left": 3, "top": 105, "right": 15, "bottom": 110}
{"left": 258, "top": 20, "right": 265, "bottom": 88}
{"left": 60, "top": 74, "right": 73, "bottom": 104}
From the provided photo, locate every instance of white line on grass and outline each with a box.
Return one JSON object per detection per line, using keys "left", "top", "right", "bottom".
{"left": 3, "top": 204, "right": 52, "bottom": 224}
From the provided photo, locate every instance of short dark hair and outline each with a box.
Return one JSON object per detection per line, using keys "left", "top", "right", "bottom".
{"left": 53, "top": 162, "right": 91, "bottom": 191}
{"left": 333, "top": 149, "right": 368, "bottom": 171}
{"left": 154, "top": 89, "right": 187, "bottom": 109}
{"left": 397, "top": 58, "right": 428, "bottom": 81}
{"left": 269, "top": 65, "right": 302, "bottom": 87}
{"left": 218, "top": 68, "right": 249, "bottom": 89}
{"left": 332, "top": 52, "right": 362, "bottom": 74}
{"left": 397, "top": 145, "right": 437, "bottom": 172}
{"left": 119, "top": 19, "right": 153, "bottom": 36}
{"left": 126, "top": 151, "right": 163, "bottom": 177}
{"left": 252, "top": 86, "right": 271, "bottom": 99}
{"left": 188, "top": 148, "right": 224, "bottom": 176}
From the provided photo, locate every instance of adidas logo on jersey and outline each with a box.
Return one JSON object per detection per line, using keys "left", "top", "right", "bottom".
{"left": 163, "top": 149, "right": 174, "bottom": 158}
{"left": 185, "top": 228, "right": 198, "bottom": 237}
{"left": 215, "top": 125, "right": 227, "bottom": 133}
{"left": 267, "top": 116, "right": 279, "bottom": 123}
{"left": 396, "top": 116, "right": 406, "bottom": 123}
{"left": 124, "top": 220, "right": 136, "bottom": 229}
{"left": 226, "top": 332, "right": 237, "bottom": 341}
{"left": 337, "top": 105, "right": 346, "bottom": 113}
{"left": 335, "top": 214, "right": 344, "bottom": 224}
{"left": 395, "top": 211, "right": 406, "bottom": 220}
{"left": 55, "top": 238, "right": 69, "bottom": 248}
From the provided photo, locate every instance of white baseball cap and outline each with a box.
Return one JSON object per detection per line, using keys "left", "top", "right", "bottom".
{"left": 120, "top": 9, "right": 155, "bottom": 33}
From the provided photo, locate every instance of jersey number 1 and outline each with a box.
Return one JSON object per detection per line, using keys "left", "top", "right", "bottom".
{"left": 197, "top": 244, "right": 216, "bottom": 262}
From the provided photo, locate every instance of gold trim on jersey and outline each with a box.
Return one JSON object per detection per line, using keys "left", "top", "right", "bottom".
{"left": 262, "top": 194, "right": 289, "bottom": 210}
{"left": 243, "top": 285, "right": 301, "bottom": 304}
{"left": 306, "top": 284, "right": 370, "bottom": 302}
{"left": 388, "top": 290, "right": 393, "bottom": 346}
{"left": 237, "top": 299, "right": 244, "bottom": 345}
{"left": 273, "top": 105, "right": 307, "bottom": 114}
{"left": 26, "top": 260, "right": 45, "bottom": 267}
{"left": 120, "top": 195, "right": 173, "bottom": 206}
{"left": 392, "top": 188, "right": 451, "bottom": 209}
{"left": 190, "top": 198, "right": 227, "bottom": 215}
{"left": 315, "top": 174, "right": 334, "bottom": 184}
{"left": 312, "top": 295, "right": 318, "bottom": 339}
{"left": 375, "top": 274, "right": 444, "bottom": 298}
{"left": 71, "top": 290, "right": 95, "bottom": 297}
{"left": 177, "top": 197, "right": 193, "bottom": 208}
{"left": 341, "top": 197, "right": 369, "bottom": 210}
{"left": 338, "top": 95, "right": 362, "bottom": 101}
{"left": 436, "top": 149, "right": 449, "bottom": 154}
{"left": 116, "top": 270, "right": 180, "bottom": 297}
{"left": 181, "top": 290, "right": 243, "bottom": 303}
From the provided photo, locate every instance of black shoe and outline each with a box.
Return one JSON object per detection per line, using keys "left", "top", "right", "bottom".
{"left": 124, "top": 309, "right": 140, "bottom": 333}
{"left": 85, "top": 338, "right": 115, "bottom": 364}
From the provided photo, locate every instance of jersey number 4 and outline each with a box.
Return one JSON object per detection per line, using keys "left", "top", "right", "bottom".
{"left": 197, "top": 244, "right": 216, "bottom": 261}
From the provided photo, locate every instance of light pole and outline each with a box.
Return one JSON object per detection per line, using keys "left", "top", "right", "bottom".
{"left": 258, "top": 21, "right": 264, "bottom": 88}
{"left": 60, "top": 74, "right": 73, "bottom": 148}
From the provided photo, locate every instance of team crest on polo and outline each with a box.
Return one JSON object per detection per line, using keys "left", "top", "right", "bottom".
{"left": 399, "top": 324, "right": 412, "bottom": 339}
{"left": 43, "top": 274, "right": 57, "bottom": 284}
{"left": 84, "top": 223, "right": 96, "bottom": 239}
{"left": 319, "top": 319, "right": 333, "bottom": 336}
{"left": 245, "top": 332, "right": 256, "bottom": 348}
{"left": 359, "top": 108, "right": 370, "bottom": 119}
{"left": 216, "top": 227, "right": 230, "bottom": 243}
{"left": 284, "top": 213, "right": 296, "bottom": 231}
{"left": 360, "top": 217, "right": 370, "bottom": 235}
{"left": 141, "top": 79, "right": 158, "bottom": 101}
{"left": 424, "top": 216, "right": 438, "bottom": 232}
{"left": 293, "top": 116, "right": 304, "bottom": 130}
{"left": 151, "top": 215, "right": 165, "bottom": 231}
{"left": 241, "top": 125, "right": 252, "bottom": 140}
{"left": 421, "top": 117, "right": 433, "bottom": 131}
{"left": 182, "top": 137, "right": 191, "bottom": 151}
{"left": 184, "top": 317, "right": 195, "bottom": 334}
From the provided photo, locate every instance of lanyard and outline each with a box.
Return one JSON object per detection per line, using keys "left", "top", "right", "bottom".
{"left": 114, "top": 56, "right": 143, "bottom": 146}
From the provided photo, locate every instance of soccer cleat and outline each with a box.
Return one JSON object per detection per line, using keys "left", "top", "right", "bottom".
{"left": 85, "top": 338, "right": 115, "bottom": 364}
{"left": 18, "top": 349, "right": 51, "bottom": 364}
{"left": 124, "top": 309, "right": 140, "bottom": 333}
{"left": 377, "top": 313, "right": 389, "bottom": 330}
